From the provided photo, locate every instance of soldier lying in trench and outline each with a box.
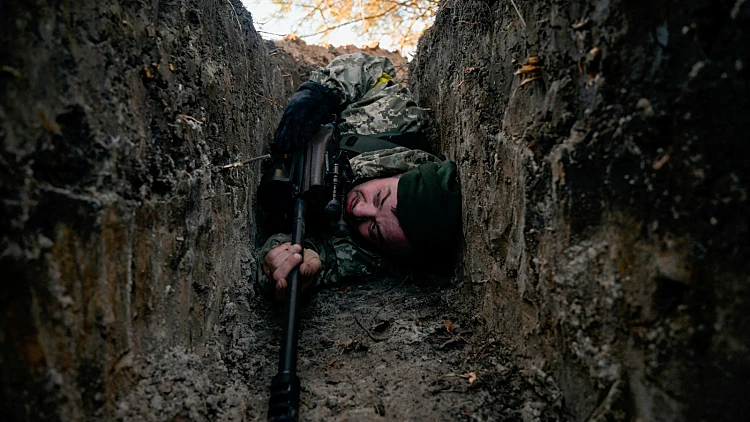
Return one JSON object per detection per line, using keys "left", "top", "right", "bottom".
{"left": 256, "top": 53, "right": 462, "bottom": 302}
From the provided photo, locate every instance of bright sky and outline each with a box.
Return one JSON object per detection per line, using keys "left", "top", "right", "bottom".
{"left": 240, "top": 0, "right": 417, "bottom": 57}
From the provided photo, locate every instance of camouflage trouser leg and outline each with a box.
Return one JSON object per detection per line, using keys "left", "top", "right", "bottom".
{"left": 254, "top": 230, "right": 404, "bottom": 296}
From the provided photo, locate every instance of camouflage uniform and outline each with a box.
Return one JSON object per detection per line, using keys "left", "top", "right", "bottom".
{"left": 308, "top": 53, "right": 429, "bottom": 137}
{"left": 256, "top": 54, "right": 440, "bottom": 293}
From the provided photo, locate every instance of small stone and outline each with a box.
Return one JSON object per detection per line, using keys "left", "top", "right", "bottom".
{"left": 635, "top": 98, "right": 654, "bottom": 116}
{"left": 495, "top": 364, "right": 511, "bottom": 375}
{"left": 38, "top": 234, "right": 54, "bottom": 250}
{"left": 688, "top": 61, "right": 705, "bottom": 79}
{"left": 158, "top": 380, "right": 173, "bottom": 395}
{"left": 150, "top": 393, "right": 164, "bottom": 411}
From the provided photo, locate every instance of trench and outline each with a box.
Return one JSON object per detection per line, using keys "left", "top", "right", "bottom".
{"left": 2, "top": 0, "right": 749, "bottom": 421}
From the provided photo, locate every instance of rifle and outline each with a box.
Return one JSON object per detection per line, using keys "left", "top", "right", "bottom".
{"left": 261, "top": 124, "right": 350, "bottom": 421}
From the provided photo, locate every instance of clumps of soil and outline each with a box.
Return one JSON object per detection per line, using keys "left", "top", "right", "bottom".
{"left": 111, "top": 348, "right": 252, "bottom": 422}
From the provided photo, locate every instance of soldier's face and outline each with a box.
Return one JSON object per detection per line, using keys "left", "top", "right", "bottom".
{"left": 344, "top": 176, "right": 411, "bottom": 255}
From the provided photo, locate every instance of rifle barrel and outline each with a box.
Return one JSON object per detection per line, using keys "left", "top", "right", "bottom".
{"left": 267, "top": 125, "right": 335, "bottom": 421}
{"left": 281, "top": 196, "right": 306, "bottom": 375}
{"left": 267, "top": 196, "right": 306, "bottom": 421}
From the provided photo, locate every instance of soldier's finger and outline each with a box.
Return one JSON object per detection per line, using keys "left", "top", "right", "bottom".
{"left": 276, "top": 279, "right": 287, "bottom": 292}
{"left": 272, "top": 253, "right": 302, "bottom": 282}
{"left": 268, "top": 251, "right": 296, "bottom": 276}
{"left": 265, "top": 242, "right": 292, "bottom": 263}
{"left": 267, "top": 247, "right": 296, "bottom": 271}
{"left": 300, "top": 256, "right": 322, "bottom": 276}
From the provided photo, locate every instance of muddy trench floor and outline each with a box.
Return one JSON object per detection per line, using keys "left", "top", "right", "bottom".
{"left": 114, "top": 276, "right": 565, "bottom": 421}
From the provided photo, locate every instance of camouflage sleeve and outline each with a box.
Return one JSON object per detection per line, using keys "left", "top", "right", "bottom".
{"left": 316, "top": 235, "right": 403, "bottom": 286}
{"left": 255, "top": 232, "right": 401, "bottom": 294}
{"left": 308, "top": 52, "right": 395, "bottom": 104}
{"left": 349, "top": 147, "right": 443, "bottom": 180}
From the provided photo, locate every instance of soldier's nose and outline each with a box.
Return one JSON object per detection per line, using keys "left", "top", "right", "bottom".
{"left": 352, "top": 201, "right": 376, "bottom": 218}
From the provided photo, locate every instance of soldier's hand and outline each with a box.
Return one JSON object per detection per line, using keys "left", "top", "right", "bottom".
{"left": 262, "top": 242, "right": 322, "bottom": 302}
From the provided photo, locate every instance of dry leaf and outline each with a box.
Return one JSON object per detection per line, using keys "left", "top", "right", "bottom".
{"left": 514, "top": 64, "right": 543, "bottom": 76}
{"left": 525, "top": 56, "right": 542, "bottom": 65}
{"left": 465, "top": 372, "right": 477, "bottom": 385}
{"left": 444, "top": 320, "right": 454, "bottom": 334}
{"left": 653, "top": 154, "right": 670, "bottom": 170}
{"left": 571, "top": 18, "right": 591, "bottom": 30}
{"left": 518, "top": 76, "right": 543, "bottom": 88}
{"left": 337, "top": 339, "right": 368, "bottom": 353}
{"left": 2, "top": 65, "right": 22, "bottom": 78}
{"left": 38, "top": 111, "right": 61, "bottom": 135}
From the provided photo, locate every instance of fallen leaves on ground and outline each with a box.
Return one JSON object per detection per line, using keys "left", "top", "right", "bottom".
{"left": 337, "top": 338, "right": 369, "bottom": 354}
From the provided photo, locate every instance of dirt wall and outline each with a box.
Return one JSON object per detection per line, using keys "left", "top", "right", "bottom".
{"left": 3, "top": 0, "right": 750, "bottom": 420}
{"left": 409, "top": 0, "right": 749, "bottom": 420}
{"left": 0, "top": 0, "right": 292, "bottom": 419}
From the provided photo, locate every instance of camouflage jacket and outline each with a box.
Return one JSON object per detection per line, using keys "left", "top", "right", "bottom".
{"left": 256, "top": 54, "right": 440, "bottom": 293}
{"left": 308, "top": 52, "right": 429, "bottom": 137}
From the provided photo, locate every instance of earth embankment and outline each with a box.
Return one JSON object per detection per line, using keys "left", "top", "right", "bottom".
{"left": 2, "top": 0, "right": 749, "bottom": 420}
{"left": 410, "top": 0, "right": 749, "bottom": 420}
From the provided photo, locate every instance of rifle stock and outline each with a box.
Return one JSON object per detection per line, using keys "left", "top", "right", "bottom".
{"left": 267, "top": 124, "right": 336, "bottom": 421}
